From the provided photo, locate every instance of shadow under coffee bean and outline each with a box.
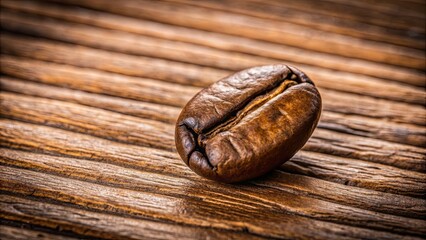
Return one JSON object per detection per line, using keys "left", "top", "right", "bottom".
{"left": 175, "top": 65, "right": 322, "bottom": 183}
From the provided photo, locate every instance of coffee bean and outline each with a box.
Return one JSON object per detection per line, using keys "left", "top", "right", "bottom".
{"left": 175, "top": 65, "right": 322, "bottom": 183}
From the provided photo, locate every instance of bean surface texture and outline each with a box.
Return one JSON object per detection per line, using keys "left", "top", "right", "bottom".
{"left": 175, "top": 65, "right": 322, "bottom": 182}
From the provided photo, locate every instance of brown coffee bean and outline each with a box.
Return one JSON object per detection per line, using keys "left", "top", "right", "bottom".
{"left": 175, "top": 65, "right": 322, "bottom": 183}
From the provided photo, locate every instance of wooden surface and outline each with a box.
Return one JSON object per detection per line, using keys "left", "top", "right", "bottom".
{"left": 0, "top": 0, "right": 425, "bottom": 239}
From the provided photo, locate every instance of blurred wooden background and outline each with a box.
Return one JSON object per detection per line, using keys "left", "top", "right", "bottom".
{"left": 0, "top": 0, "right": 425, "bottom": 239}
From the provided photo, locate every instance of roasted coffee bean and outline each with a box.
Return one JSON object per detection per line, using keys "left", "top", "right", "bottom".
{"left": 175, "top": 65, "right": 322, "bottom": 183}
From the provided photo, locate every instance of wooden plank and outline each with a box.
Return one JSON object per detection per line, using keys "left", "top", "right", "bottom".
{"left": 0, "top": 165, "right": 424, "bottom": 237}
{"left": 0, "top": 0, "right": 424, "bottom": 238}
{"left": 0, "top": 55, "right": 199, "bottom": 108}
{"left": 318, "top": 111, "right": 425, "bottom": 147}
{"left": 0, "top": 10, "right": 278, "bottom": 72}
{"left": 231, "top": 0, "right": 426, "bottom": 24}
{"left": 1, "top": 90, "right": 424, "bottom": 170}
{"left": 1, "top": 148, "right": 424, "bottom": 220}
{"left": 3, "top": 74, "right": 424, "bottom": 128}
{"left": 0, "top": 225, "right": 77, "bottom": 240}
{"left": 319, "top": 89, "right": 425, "bottom": 126}
{"left": 0, "top": 77, "right": 180, "bottom": 124}
{"left": 0, "top": 92, "right": 176, "bottom": 152}
{"left": 0, "top": 119, "right": 424, "bottom": 197}
{"left": 317, "top": 0, "right": 426, "bottom": 17}
{"left": 2, "top": 77, "right": 424, "bottom": 147}
{"left": 50, "top": 0, "right": 425, "bottom": 69}
{"left": 1, "top": 92, "right": 425, "bottom": 173}
{"left": 2, "top": 0, "right": 424, "bottom": 87}
{"left": 0, "top": 33, "right": 227, "bottom": 88}
{"left": 1, "top": 36, "right": 424, "bottom": 106}
{"left": 2, "top": 10, "right": 424, "bottom": 90}
{"left": 307, "top": 128, "right": 425, "bottom": 172}
{"left": 0, "top": 119, "right": 187, "bottom": 176}
{"left": 164, "top": 0, "right": 425, "bottom": 49}
{"left": 0, "top": 195, "right": 261, "bottom": 240}
{"left": 283, "top": 151, "right": 426, "bottom": 198}
{"left": 255, "top": 0, "right": 425, "bottom": 33}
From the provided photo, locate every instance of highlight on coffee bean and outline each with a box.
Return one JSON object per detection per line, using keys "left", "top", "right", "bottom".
{"left": 175, "top": 65, "right": 322, "bottom": 183}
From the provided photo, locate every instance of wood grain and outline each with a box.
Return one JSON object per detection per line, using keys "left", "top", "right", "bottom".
{"left": 0, "top": 158, "right": 424, "bottom": 237}
{"left": 0, "top": 77, "right": 180, "bottom": 124}
{"left": 1, "top": 36, "right": 424, "bottom": 106}
{"left": 163, "top": 0, "right": 425, "bottom": 49}
{"left": 284, "top": 151, "right": 426, "bottom": 198}
{"left": 1, "top": 0, "right": 425, "bottom": 238}
{"left": 319, "top": 89, "right": 425, "bottom": 126}
{"left": 1, "top": 148, "right": 424, "bottom": 220}
{"left": 0, "top": 10, "right": 278, "bottom": 72}
{"left": 306, "top": 129, "right": 425, "bottom": 172}
{"left": 0, "top": 92, "right": 176, "bottom": 151}
{"left": 2, "top": 10, "right": 424, "bottom": 95}
{"left": 3, "top": 74, "right": 424, "bottom": 128}
{"left": 1, "top": 34, "right": 425, "bottom": 110}
{"left": 318, "top": 111, "right": 425, "bottom": 147}
{"left": 0, "top": 195, "right": 262, "bottom": 240}
{"left": 2, "top": 0, "right": 424, "bottom": 87}
{"left": 1, "top": 92, "right": 424, "bottom": 172}
{"left": 0, "top": 54, "right": 199, "bottom": 107}
{"left": 51, "top": 0, "right": 426, "bottom": 69}
{"left": 0, "top": 33, "right": 227, "bottom": 88}
{"left": 2, "top": 77, "right": 424, "bottom": 148}
{"left": 259, "top": 0, "right": 426, "bottom": 33}
{"left": 1, "top": 120, "right": 424, "bottom": 197}
{"left": 0, "top": 224, "right": 77, "bottom": 240}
